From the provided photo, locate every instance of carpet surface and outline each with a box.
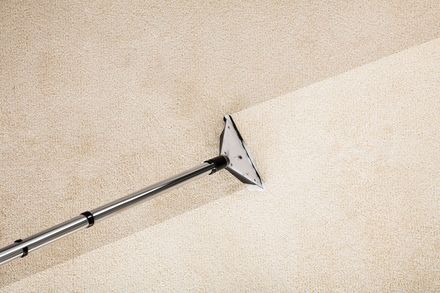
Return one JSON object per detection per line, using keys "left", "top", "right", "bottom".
{"left": 2, "top": 37, "right": 439, "bottom": 291}
{"left": 1, "top": 0, "right": 440, "bottom": 289}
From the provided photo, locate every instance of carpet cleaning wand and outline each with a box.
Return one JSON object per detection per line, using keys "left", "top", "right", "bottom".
{"left": 0, "top": 115, "right": 263, "bottom": 265}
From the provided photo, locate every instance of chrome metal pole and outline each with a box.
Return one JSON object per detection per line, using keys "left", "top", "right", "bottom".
{"left": 0, "top": 156, "right": 228, "bottom": 266}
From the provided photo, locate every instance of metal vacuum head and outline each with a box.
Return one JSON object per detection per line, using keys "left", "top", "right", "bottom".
{"left": 220, "top": 115, "right": 264, "bottom": 189}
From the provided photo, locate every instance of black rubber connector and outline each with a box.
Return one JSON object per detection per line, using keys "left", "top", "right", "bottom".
{"left": 14, "top": 239, "right": 28, "bottom": 258}
{"left": 205, "top": 155, "right": 229, "bottom": 174}
{"left": 81, "top": 211, "right": 95, "bottom": 228}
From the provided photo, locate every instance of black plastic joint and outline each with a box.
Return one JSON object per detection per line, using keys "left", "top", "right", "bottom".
{"left": 81, "top": 211, "right": 95, "bottom": 228}
{"left": 205, "top": 155, "right": 229, "bottom": 174}
{"left": 14, "top": 239, "right": 28, "bottom": 258}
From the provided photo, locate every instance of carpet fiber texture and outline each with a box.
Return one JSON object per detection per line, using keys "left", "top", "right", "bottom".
{"left": 1, "top": 0, "right": 440, "bottom": 289}
{"left": 2, "top": 36, "right": 439, "bottom": 291}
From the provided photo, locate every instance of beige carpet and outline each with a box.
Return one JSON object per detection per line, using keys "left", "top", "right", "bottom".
{"left": 2, "top": 36, "right": 440, "bottom": 292}
{"left": 1, "top": 0, "right": 440, "bottom": 290}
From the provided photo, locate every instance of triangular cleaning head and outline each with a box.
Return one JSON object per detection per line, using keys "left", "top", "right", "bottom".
{"left": 220, "top": 115, "right": 264, "bottom": 189}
